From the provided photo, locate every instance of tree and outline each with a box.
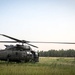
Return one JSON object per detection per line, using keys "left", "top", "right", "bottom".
{"left": 39, "top": 49, "right": 75, "bottom": 57}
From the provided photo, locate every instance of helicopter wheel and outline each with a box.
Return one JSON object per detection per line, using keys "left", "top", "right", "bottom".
{"left": 7, "top": 58, "right": 10, "bottom": 62}
{"left": 6, "top": 54, "right": 11, "bottom": 62}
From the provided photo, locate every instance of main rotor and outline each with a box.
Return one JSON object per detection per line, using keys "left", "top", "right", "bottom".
{"left": 0, "top": 34, "right": 75, "bottom": 48}
{"left": 0, "top": 34, "right": 38, "bottom": 48}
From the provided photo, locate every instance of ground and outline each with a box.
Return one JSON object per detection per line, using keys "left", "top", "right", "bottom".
{"left": 0, "top": 57, "right": 75, "bottom": 75}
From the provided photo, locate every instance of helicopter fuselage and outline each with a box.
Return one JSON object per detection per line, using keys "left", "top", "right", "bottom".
{"left": 0, "top": 45, "right": 39, "bottom": 62}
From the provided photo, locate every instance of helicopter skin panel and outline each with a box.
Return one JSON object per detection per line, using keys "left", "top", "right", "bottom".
{"left": 0, "top": 49, "right": 38, "bottom": 62}
{"left": 0, "top": 50, "right": 7, "bottom": 60}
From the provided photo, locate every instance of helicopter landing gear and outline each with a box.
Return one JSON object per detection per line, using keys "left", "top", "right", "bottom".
{"left": 6, "top": 54, "right": 11, "bottom": 62}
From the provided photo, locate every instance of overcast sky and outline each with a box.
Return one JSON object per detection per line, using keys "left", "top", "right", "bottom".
{"left": 0, "top": 0, "right": 75, "bottom": 51}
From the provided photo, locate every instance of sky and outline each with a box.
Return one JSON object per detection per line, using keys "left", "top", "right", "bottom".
{"left": 0, "top": 0, "right": 75, "bottom": 51}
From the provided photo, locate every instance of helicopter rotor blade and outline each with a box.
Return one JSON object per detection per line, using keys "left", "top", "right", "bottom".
{"left": 0, "top": 34, "right": 29, "bottom": 43}
{"left": 0, "top": 34, "right": 22, "bottom": 42}
{"left": 1, "top": 34, "right": 75, "bottom": 48}
{"left": 0, "top": 34, "right": 38, "bottom": 48}
{"left": 27, "top": 43, "right": 38, "bottom": 48}
{"left": 29, "top": 41, "right": 75, "bottom": 44}
{"left": 0, "top": 41, "right": 17, "bottom": 43}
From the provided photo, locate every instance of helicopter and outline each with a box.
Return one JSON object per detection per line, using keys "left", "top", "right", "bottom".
{"left": 0, "top": 34, "right": 75, "bottom": 63}
{"left": 0, "top": 34, "right": 39, "bottom": 62}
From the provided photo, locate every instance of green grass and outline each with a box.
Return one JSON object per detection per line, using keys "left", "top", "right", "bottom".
{"left": 0, "top": 57, "right": 75, "bottom": 75}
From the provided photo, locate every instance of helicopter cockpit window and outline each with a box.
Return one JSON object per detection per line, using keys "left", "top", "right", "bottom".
{"left": 6, "top": 46, "right": 17, "bottom": 51}
{"left": 5, "top": 45, "right": 15, "bottom": 50}
{"left": 27, "top": 51, "right": 32, "bottom": 55}
{"left": 23, "top": 45, "right": 30, "bottom": 50}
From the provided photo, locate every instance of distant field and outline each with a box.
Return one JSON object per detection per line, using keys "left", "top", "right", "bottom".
{"left": 0, "top": 57, "right": 75, "bottom": 75}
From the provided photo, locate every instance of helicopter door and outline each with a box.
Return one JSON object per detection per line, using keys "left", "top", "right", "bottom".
{"left": 21, "top": 51, "right": 27, "bottom": 61}
{"left": 22, "top": 51, "right": 26, "bottom": 57}
{"left": 15, "top": 51, "right": 22, "bottom": 61}
{"left": 9, "top": 51, "right": 21, "bottom": 61}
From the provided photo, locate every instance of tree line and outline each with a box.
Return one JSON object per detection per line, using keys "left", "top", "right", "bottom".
{"left": 39, "top": 49, "right": 75, "bottom": 57}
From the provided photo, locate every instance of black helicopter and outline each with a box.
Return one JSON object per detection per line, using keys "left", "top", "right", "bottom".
{"left": 0, "top": 34, "right": 75, "bottom": 63}
{"left": 0, "top": 34, "right": 39, "bottom": 62}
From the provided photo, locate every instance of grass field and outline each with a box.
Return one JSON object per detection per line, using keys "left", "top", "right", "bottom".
{"left": 0, "top": 57, "right": 75, "bottom": 75}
